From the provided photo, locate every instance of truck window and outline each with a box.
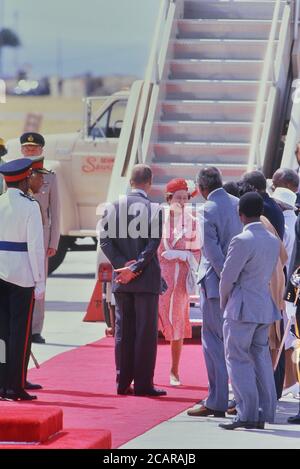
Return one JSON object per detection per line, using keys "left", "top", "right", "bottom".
{"left": 89, "top": 100, "right": 127, "bottom": 139}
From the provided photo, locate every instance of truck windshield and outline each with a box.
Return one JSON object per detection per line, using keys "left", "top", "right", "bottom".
{"left": 89, "top": 99, "right": 127, "bottom": 139}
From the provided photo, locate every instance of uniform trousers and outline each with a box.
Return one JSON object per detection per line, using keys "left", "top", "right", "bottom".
{"left": 0, "top": 278, "right": 34, "bottom": 391}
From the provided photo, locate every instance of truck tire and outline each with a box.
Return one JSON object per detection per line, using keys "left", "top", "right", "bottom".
{"left": 48, "top": 236, "right": 71, "bottom": 275}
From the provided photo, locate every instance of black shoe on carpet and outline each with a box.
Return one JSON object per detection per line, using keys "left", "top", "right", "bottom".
{"left": 32, "top": 334, "right": 46, "bottom": 344}
{"left": 134, "top": 388, "right": 167, "bottom": 397}
{"left": 4, "top": 389, "right": 37, "bottom": 401}
{"left": 25, "top": 381, "right": 43, "bottom": 390}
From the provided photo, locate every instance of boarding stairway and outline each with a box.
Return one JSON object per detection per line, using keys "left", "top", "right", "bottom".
{"left": 108, "top": 0, "right": 297, "bottom": 203}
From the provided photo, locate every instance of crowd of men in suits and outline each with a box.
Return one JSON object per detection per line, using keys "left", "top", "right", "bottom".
{"left": 101, "top": 162, "right": 300, "bottom": 430}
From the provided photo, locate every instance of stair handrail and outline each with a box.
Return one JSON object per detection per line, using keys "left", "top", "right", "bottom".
{"left": 106, "top": 0, "right": 176, "bottom": 201}
{"left": 248, "top": 0, "right": 285, "bottom": 171}
{"left": 295, "top": 0, "right": 300, "bottom": 39}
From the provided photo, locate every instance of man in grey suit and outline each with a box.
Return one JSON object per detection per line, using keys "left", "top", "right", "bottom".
{"left": 188, "top": 167, "right": 242, "bottom": 417}
{"left": 100, "top": 164, "right": 166, "bottom": 397}
{"left": 219, "top": 193, "right": 280, "bottom": 430}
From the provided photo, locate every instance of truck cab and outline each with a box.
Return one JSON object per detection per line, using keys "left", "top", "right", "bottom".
{"left": 4, "top": 90, "right": 129, "bottom": 273}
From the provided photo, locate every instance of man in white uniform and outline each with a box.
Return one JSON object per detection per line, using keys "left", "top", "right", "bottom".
{"left": 0, "top": 158, "right": 45, "bottom": 401}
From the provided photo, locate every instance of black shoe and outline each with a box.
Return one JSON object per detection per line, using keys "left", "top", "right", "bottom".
{"left": 219, "top": 419, "right": 257, "bottom": 430}
{"left": 134, "top": 388, "right": 167, "bottom": 397}
{"left": 256, "top": 421, "right": 265, "bottom": 429}
{"left": 4, "top": 389, "right": 37, "bottom": 401}
{"left": 0, "top": 387, "right": 5, "bottom": 399}
{"left": 25, "top": 381, "right": 43, "bottom": 390}
{"left": 32, "top": 334, "right": 45, "bottom": 344}
{"left": 288, "top": 413, "right": 300, "bottom": 424}
{"left": 117, "top": 386, "right": 134, "bottom": 395}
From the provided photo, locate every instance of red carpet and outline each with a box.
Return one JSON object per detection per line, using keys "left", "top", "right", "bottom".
{"left": 7, "top": 338, "right": 208, "bottom": 449}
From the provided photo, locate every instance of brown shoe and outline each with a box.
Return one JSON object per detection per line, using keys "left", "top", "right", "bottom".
{"left": 187, "top": 405, "right": 225, "bottom": 417}
{"left": 227, "top": 406, "right": 237, "bottom": 416}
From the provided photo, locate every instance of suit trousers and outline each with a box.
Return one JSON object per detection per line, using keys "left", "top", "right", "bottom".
{"left": 223, "top": 318, "right": 277, "bottom": 423}
{"left": 0, "top": 279, "right": 34, "bottom": 391}
{"left": 114, "top": 292, "right": 158, "bottom": 393}
{"left": 202, "top": 294, "right": 228, "bottom": 412}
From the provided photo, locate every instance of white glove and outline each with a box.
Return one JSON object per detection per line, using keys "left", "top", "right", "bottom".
{"left": 285, "top": 301, "right": 297, "bottom": 320}
{"left": 34, "top": 282, "right": 45, "bottom": 301}
{"left": 161, "top": 250, "right": 189, "bottom": 262}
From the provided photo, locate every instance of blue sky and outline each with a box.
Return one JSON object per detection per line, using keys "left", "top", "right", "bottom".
{"left": 1, "top": 0, "right": 161, "bottom": 78}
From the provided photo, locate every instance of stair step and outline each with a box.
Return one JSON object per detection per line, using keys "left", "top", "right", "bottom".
{"left": 164, "top": 79, "right": 269, "bottom": 100}
{"left": 151, "top": 162, "right": 248, "bottom": 182}
{"left": 173, "top": 39, "right": 276, "bottom": 60}
{"left": 184, "top": 1, "right": 285, "bottom": 20}
{"left": 156, "top": 121, "right": 258, "bottom": 143}
{"left": 152, "top": 141, "right": 250, "bottom": 164}
{"left": 169, "top": 59, "right": 264, "bottom": 80}
{"left": 177, "top": 19, "right": 279, "bottom": 40}
{"left": 160, "top": 100, "right": 265, "bottom": 122}
{"left": 150, "top": 162, "right": 248, "bottom": 202}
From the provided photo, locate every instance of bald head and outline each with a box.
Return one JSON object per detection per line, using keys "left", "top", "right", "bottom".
{"left": 130, "top": 164, "right": 152, "bottom": 192}
{"left": 272, "top": 168, "right": 299, "bottom": 193}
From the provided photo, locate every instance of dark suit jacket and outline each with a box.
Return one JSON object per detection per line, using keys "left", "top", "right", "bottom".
{"left": 100, "top": 191, "right": 162, "bottom": 294}
{"left": 262, "top": 192, "right": 285, "bottom": 241}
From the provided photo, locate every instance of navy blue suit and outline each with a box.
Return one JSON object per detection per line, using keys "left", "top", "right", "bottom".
{"left": 262, "top": 192, "right": 285, "bottom": 241}
{"left": 100, "top": 191, "right": 162, "bottom": 393}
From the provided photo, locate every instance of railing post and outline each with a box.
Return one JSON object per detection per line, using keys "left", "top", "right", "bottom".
{"left": 295, "top": 0, "right": 300, "bottom": 39}
{"left": 248, "top": 0, "right": 282, "bottom": 171}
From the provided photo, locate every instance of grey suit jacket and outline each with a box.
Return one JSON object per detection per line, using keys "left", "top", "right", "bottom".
{"left": 200, "top": 188, "right": 242, "bottom": 298}
{"left": 220, "top": 223, "right": 281, "bottom": 324}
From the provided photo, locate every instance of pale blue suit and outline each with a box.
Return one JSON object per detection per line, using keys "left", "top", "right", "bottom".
{"left": 199, "top": 188, "right": 242, "bottom": 412}
{"left": 220, "top": 222, "right": 281, "bottom": 423}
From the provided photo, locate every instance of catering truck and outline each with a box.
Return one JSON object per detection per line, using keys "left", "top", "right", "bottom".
{"left": 5, "top": 90, "right": 129, "bottom": 273}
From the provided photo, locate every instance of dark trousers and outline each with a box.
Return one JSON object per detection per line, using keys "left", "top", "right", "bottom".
{"left": 0, "top": 279, "right": 34, "bottom": 391}
{"left": 274, "top": 319, "right": 285, "bottom": 400}
{"left": 114, "top": 292, "right": 158, "bottom": 393}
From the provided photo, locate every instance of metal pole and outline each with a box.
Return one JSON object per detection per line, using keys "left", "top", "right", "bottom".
{"left": 0, "top": 0, "right": 5, "bottom": 76}
{"left": 295, "top": 0, "right": 300, "bottom": 40}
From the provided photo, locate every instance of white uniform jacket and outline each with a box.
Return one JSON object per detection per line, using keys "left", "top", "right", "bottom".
{"left": 0, "top": 188, "right": 45, "bottom": 288}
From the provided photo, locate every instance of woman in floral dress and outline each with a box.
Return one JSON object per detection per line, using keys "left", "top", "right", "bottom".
{"left": 158, "top": 178, "right": 201, "bottom": 386}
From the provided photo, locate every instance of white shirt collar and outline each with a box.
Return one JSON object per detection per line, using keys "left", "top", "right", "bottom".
{"left": 131, "top": 188, "right": 148, "bottom": 198}
{"left": 243, "top": 221, "right": 262, "bottom": 232}
{"left": 6, "top": 188, "right": 24, "bottom": 195}
{"left": 207, "top": 187, "right": 223, "bottom": 200}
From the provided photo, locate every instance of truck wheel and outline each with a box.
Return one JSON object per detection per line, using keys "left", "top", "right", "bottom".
{"left": 48, "top": 236, "right": 71, "bottom": 275}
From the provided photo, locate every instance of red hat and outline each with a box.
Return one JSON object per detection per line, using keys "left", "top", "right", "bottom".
{"left": 166, "top": 178, "right": 198, "bottom": 198}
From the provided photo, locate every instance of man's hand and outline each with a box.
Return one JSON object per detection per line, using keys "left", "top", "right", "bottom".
{"left": 125, "top": 259, "right": 136, "bottom": 267}
{"left": 34, "top": 282, "right": 45, "bottom": 301}
{"left": 47, "top": 248, "right": 57, "bottom": 258}
{"left": 115, "top": 266, "right": 138, "bottom": 284}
